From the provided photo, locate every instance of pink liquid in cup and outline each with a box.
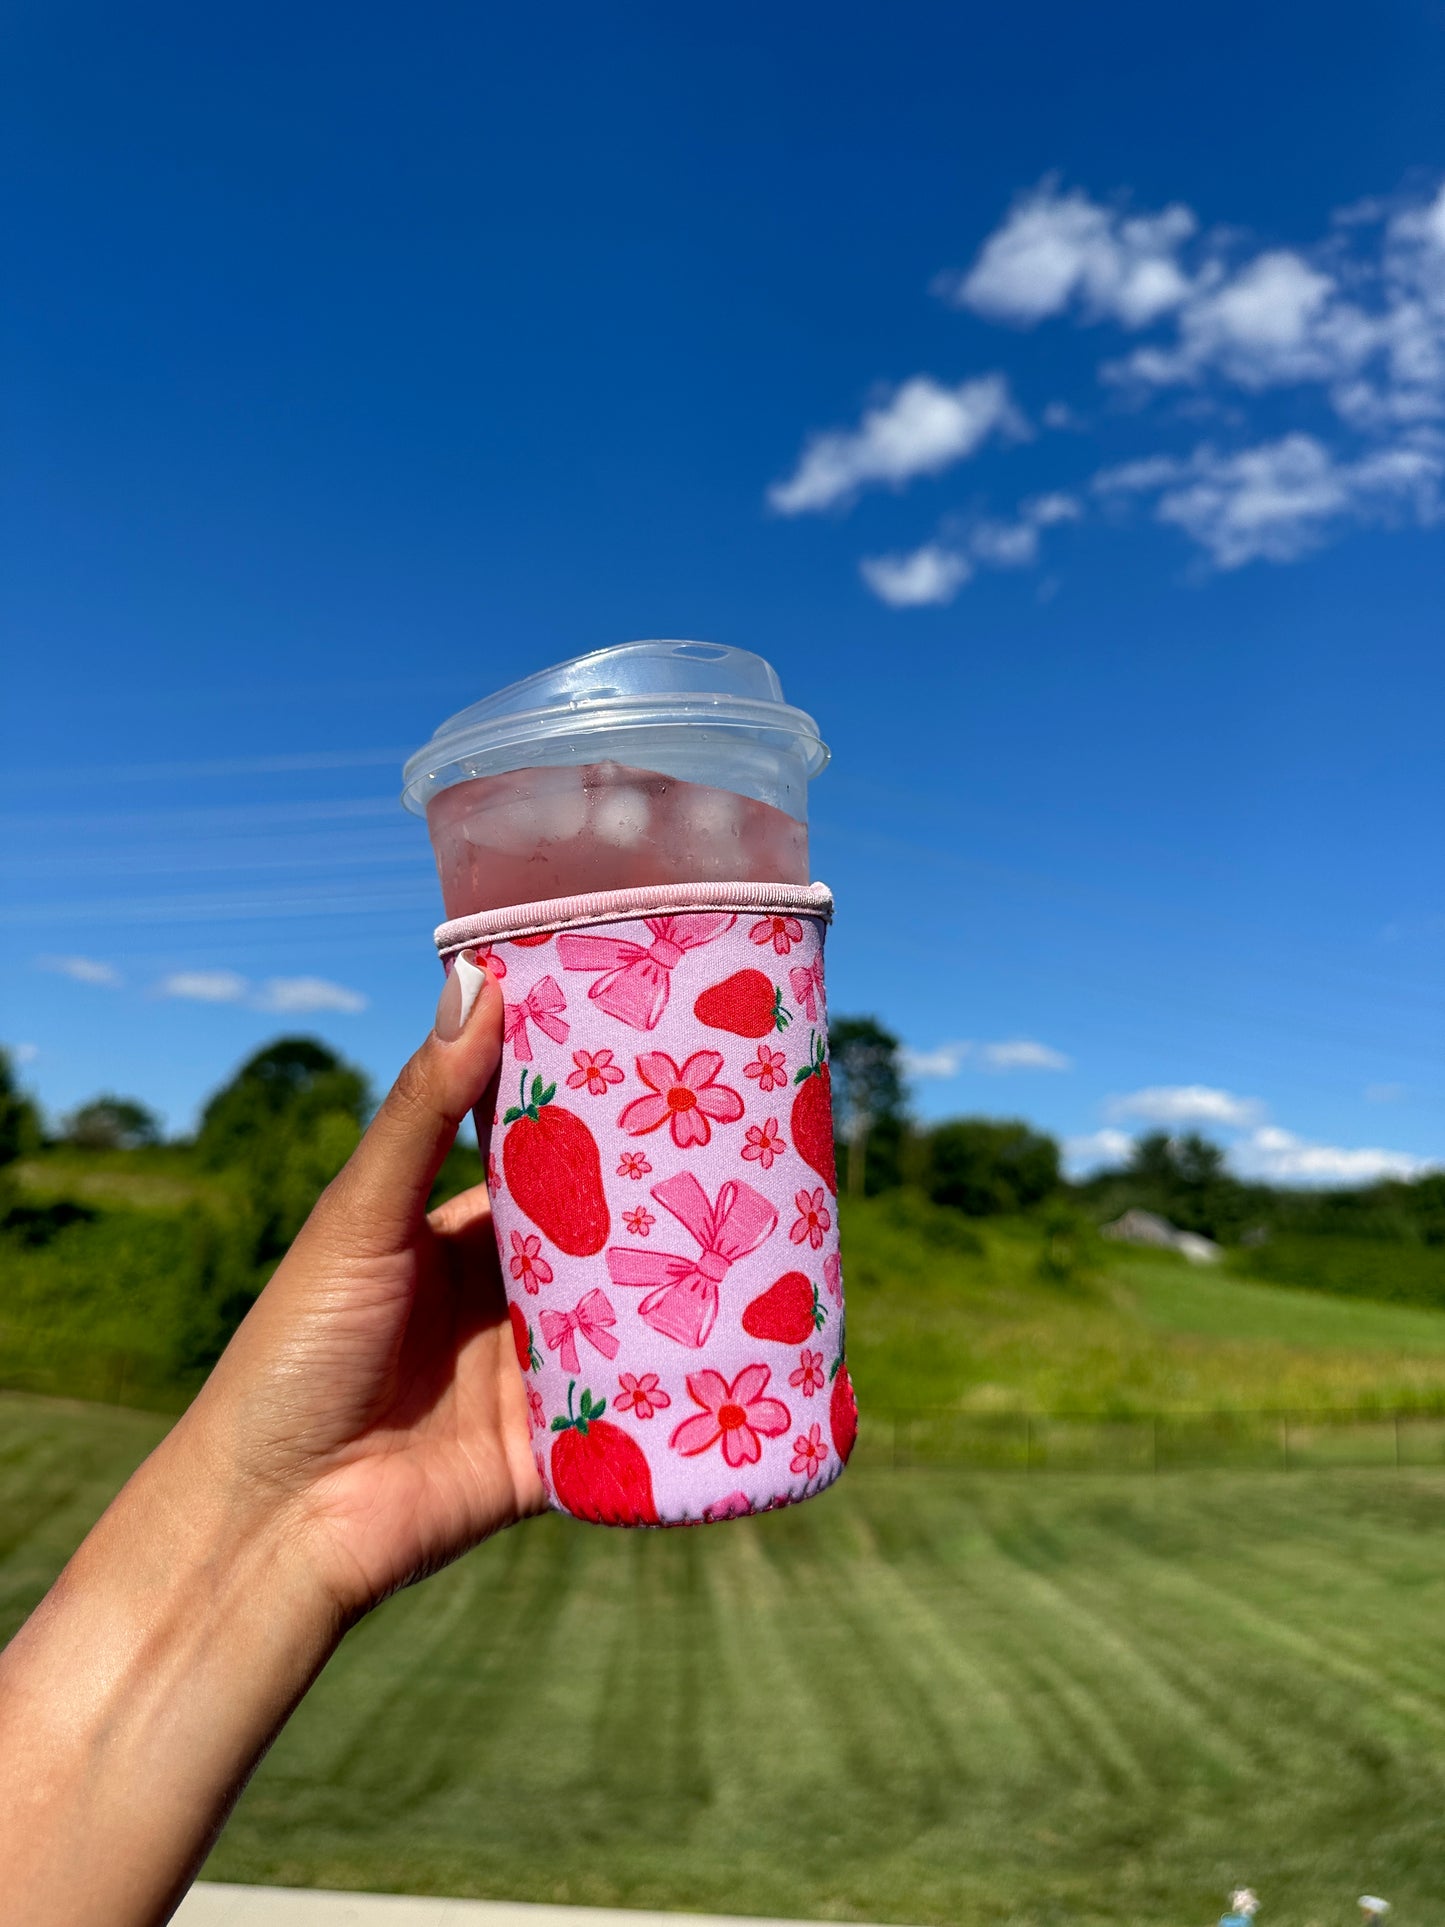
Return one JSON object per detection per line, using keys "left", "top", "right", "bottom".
{"left": 427, "top": 760, "right": 809, "bottom": 920}
{"left": 405, "top": 641, "right": 828, "bottom": 923}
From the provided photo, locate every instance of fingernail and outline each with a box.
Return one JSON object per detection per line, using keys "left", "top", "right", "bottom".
{"left": 435, "top": 951, "right": 489, "bottom": 1042}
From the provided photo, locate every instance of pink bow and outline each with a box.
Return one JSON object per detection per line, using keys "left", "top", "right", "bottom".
{"left": 605, "top": 1172, "right": 777, "bottom": 1347}
{"left": 556, "top": 914, "right": 736, "bottom": 1031}
{"left": 503, "top": 975, "right": 569, "bottom": 1061}
{"left": 539, "top": 1289, "right": 620, "bottom": 1376}
{"left": 789, "top": 952, "right": 825, "bottom": 1023}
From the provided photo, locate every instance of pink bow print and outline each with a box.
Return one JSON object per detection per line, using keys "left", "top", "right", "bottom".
{"left": 539, "top": 1289, "right": 620, "bottom": 1375}
{"left": 556, "top": 914, "right": 736, "bottom": 1032}
{"left": 605, "top": 1171, "right": 777, "bottom": 1347}
{"left": 789, "top": 952, "right": 825, "bottom": 1023}
{"left": 503, "top": 975, "right": 569, "bottom": 1061}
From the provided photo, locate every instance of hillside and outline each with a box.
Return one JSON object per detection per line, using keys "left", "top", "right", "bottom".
{"left": 9, "top": 1150, "right": 1445, "bottom": 1426}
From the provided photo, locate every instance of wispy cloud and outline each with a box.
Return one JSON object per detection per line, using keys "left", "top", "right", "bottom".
{"left": 38, "top": 955, "right": 123, "bottom": 987}
{"left": 769, "top": 374, "right": 1025, "bottom": 515}
{"left": 1364, "top": 1082, "right": 1407, "bottom": 1104}
{"left": 156, "top": 971, "right": 367, "bottom": 1014}
{"left": 902, "top": 1037, "right": 1071, "bottom": 1077}
{"left": 1106, "top": 1084, "right": 1265, "bottom": 1127}
{"left": 980, "top": 1038, "right": 1072, "bottom": 1072}
{"left": 1094, "top": 433, "right": 1441, "bottom": 568}
{"left": 901, "top": 1040, "right": 972, "bottom": 1078}
{"left": 253, "top": 977, "right": 368, "bottom": 1015}
{"left": 860, "top": 492, "right": 1083, "bottom": 606}
{"left": 1234, "top": 1125, "right": 1436, "bottom": 1186}
{"left": 1064, "top": 1127, "right": 1135, "bottom": 1172}
{"left": 7, "top": 1041, "right": 39, "bottom": 1066}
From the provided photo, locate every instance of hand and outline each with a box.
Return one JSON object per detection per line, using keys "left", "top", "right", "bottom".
{"left": 181, "top": 956, "right": 545, "bottom": 1619}
{"left": 0, "top": 958, "right": 543, "bottom": 1927}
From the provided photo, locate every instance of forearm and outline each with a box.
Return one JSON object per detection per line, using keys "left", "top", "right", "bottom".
{"left": 0, "top": 1417, "right": 343, "bottom": 1927}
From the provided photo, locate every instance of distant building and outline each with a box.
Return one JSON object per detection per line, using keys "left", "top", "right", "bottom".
{"left": 1101, "top": 1208, "right": 1223, "bottom": 1265}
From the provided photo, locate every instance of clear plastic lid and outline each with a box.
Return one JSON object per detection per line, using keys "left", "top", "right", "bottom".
{"left": 401, "top": 639, "right": 828, "bottom": 817}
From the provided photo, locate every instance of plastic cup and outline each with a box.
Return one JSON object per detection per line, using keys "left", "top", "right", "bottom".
{"left": 401, "top": 640, "right": 828, "bottom": 917}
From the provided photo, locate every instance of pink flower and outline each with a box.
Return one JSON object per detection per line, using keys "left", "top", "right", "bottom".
{"left": 742, "top": 1117, "right": 786, "bottom": 1170}
{"left": 618, "top": 1050, "right": 744, "bottom": 1149}
{"left": 509, "top": 1230, "right": 553, "bottom": 1294}
{"left": 789, "top": 1348, "right": 825, "bottom": 1398}
{"left": 473, "top": 944, "right": 507, "bottom": 981}
{"left": 750, "top": 915, "right": 804, "bottom": 956}
{"left": 566, "top": 1047, "right": 625, "bottom": 1096}
{"left": 617, "top": 1150, "right": 652, "bottom": 1179}
{"left": 487, "top": 1152, "right": 502, "bottom": 1195}
{"left": 790, "top": 1422, "right": 828, "bottom": 1478}
{"left": 527, "top": 1385, "right": 546, "bottom": 1432}
{"left": 744, "top": 1043, "right": 788, "bottom": 1093}
{"left": 823, "top": 1252, "right": 842, "bottom": 1304}
{"left": 615, "top": 1371, "right": 670, "bottom": 1420}
{"left": 789, "top": 1188, "right": 831, "bottom": 1252}
{"left": 671, "top": 1363, "right": 791, "bottom": 1469}
{"left": 623, "top": 1205, "right": 656, "bottom": 1237}
{"left": 703, "top": 1490, "right": 754, "bottom": 1522}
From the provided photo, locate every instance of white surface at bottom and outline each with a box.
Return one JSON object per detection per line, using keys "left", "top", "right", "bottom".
{"left": 175, "top": 1887, "right": 890, "bottom": 1927}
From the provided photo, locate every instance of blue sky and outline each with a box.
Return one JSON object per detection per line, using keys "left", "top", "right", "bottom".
{"left": 3, "top": 0, "right": 1442, "bottom": 1183}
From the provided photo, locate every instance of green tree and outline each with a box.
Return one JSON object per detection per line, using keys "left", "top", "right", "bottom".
{"left": 0, "top": 1049, "right": 43, "bottom": 1168}
{"left": 62, "top": 1096, "right": 162, "bottom": 1150}
{"left": 829, "top": 1017, "right": 907, "bottom": 1196}
{"left": 922, "top": 1117, "right": 1061, "bottom": 1217}
{"left": 196, "top": 1038, "right": 371, "bottom": 1266}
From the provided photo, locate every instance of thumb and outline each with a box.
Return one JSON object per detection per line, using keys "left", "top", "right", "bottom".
{"left": 325, "top": 953, "right": 504, "bottom": 1252}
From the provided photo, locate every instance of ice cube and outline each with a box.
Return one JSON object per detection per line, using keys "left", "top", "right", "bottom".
{"left": 592, "top": 786, "right": 652, "bottom": 849}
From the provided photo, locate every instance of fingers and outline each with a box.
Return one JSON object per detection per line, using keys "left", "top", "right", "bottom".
{"left": 323, "top": 957, "right": 504, "bottom": 1255}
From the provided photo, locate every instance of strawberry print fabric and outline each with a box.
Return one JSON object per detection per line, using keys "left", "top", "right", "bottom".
{"left": 437, "top": 883, "right": 854, "bottom": 1528}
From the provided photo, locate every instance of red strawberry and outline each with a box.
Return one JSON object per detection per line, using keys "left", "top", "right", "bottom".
{"left": 693, "top": 970, "right": 790, "bottom": 1039}
{"left": 829, "top": 1359, "right": 857, "bottom": 1464}
{"left": 509, "top": 1303, "right": 541, "bottom": 1374}
{"left": 511, "top": 932, "right": 552, "bottom": 947}
{"left": 742, "top": 1270, "right": 826, "bottom": 1344}
{"left": 550, "top": 1382, "right": 660, "bottom": 1526}
{"left": 790, "top": 1031, "right": 837, "bottom": 1194}
{"left": 502, "top": 1071, "right": 610, "bottom": 1257}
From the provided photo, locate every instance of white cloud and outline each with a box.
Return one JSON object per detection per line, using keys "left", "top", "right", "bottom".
{"left": 769, "top": 374, "right": 1024, "bottom": 514}
{"left": 902, "top": 1041, "right": 972, "bottom": 1078}
{"left": 1064, "top": 1127, "right": 1135, "bottom": 1172}
{"left": 1107, "top": 1084, "right": 1265, "bottom": 1127}
{"left": 8, "top": 1042, "right": 39, "bottom": 1066}
{"left": 860, "top": 490, "right": 1083, "bottom": 607}
{"left": 940, "top": 181, "right": 1197, "bottom": 328}
{"left": 860, "top": 543, "right": 973, "bottom": 607}
{"left": 1026, "top": 491, "right": 1084, "bottom": 526}
{"left": 1234, "top": 1125, "right": 1436, "bottom": 1186}
{"left": 979, "top": 1038, "right": 1072, "bottom": 1072}
{"left": 156, "top": 970, "right": 366, "bottom": 1014}
{"left": 969, "top": 519, "right": 1040, "bottom": 568}
{"left": 38, "top": 955, "right": 123, "bottom": 987}
{"left": 253, "top": 977, "right": 368, "bottom": 1015}
{"left": 902, "top": 1037, "right": 1071, "bottom": 1076}
{"left": 1094, "top": 432, "right": 1443, "bottom": 568}
{"left": 159, "top": 970, "right": 249, "bottom": 1003}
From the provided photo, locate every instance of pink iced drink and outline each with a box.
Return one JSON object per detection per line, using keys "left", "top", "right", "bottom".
{"left": 428, "top": 759, "right": 809, "bottom": 920}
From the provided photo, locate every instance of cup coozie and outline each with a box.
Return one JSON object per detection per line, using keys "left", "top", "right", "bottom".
{"left": 434, "top": 881, "right": 855, "bottom": 1528}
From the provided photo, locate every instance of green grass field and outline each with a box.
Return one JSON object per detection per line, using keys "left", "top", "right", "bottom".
{"left": 6, "top": 1391, "right": 1445, "bottom": 1927}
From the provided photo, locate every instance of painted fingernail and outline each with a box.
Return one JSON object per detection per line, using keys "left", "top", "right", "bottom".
{"left": 435, "top": 950, "right": 488, "bottom": 1042}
